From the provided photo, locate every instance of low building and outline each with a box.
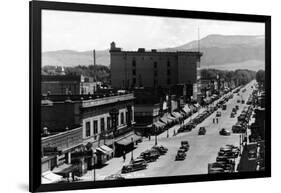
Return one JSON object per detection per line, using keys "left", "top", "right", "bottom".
{"left": 42, "top": 75, "right": 101, "bottom": 95}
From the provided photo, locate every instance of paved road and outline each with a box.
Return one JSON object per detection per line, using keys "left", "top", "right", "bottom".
{"left": 121, "top": 81, "right": 255, "bottom": 179}
{"left": 81, "top": 81, "right": 256, "bottom": 181}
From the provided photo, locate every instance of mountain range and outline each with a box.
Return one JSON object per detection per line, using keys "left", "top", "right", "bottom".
{"left": 42, "top": 34, "right": 265, "bottom": 71}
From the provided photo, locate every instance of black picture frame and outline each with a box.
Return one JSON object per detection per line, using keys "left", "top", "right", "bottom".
{"left": 30, "top": 1, "right": 271, "bottom": 192}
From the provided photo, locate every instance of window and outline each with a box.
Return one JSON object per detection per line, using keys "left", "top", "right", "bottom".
{"left": 132, "top": 78, "right": 136, "bottom": 85}
{"left": 153, "top": 62, "right": 157, "bottom": 68}
{"left": 132, "top": 59, "right": 136, "bottom": 67}
{"left": 154, "top": 71, "right": 158, "bottom": 77}
{"left": 167, "top": 60, "right": 170, "bottom": 67}
{"left": 121, "top": 112, "right": 124, "bottom": 125}
{"left": 85, "top": 122, "right": 91, "bottom": 137}
{"left": 93, "top": 120, "right": 98, "bottom": 135}
{"left": 132, "top": 69, "right": 136, "bottom": 76}
{"left": 100, "top": 118, "right": 105, "bottom": 132}
{"left": 167, "top": 78, "right": 171, "bottom": 85}
{"left": 107, "top": 117, "right": 111, "bottom": 130}
{"left": 167, "top": 69, "right": 171, "bottom": 76}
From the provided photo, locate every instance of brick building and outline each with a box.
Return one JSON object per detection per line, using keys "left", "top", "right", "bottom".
{"left": 110, "top": 42, "right": 202, "bottom": 91}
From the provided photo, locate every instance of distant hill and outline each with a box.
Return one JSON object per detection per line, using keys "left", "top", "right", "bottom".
{"left": 42, "top": 49, "right": 110, "bottom": 67}
{"left": 42, "top": 34, "right": 265, "bottom": 71}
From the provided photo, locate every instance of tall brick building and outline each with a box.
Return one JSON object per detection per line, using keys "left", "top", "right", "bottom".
{"left": 110, "top": 42, "right": 202, "bottom": 90}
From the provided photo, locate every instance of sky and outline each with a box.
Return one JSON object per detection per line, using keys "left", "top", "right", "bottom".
{"left": 42, "top": 10, "right": 265, "bottom": 52}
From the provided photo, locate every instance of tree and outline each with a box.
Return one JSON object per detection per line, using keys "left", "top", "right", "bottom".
{"left": 256, "top": 70, "right": 265, "bottom": 84}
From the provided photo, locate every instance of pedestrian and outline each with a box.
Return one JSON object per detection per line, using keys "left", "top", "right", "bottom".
{"left": 123, "top": 151, "right": 126, "bottom": 162}
{"left": 173, "top": 129, "right": 176, "bottom": 136}
{"left": 213, "top": 118, "right": 215, "bottom": 124}
{"left": 216, "top": 118, "right": 219, "bottom": 123}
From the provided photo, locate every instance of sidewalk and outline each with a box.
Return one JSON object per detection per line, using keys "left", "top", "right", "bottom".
{"left": 80, "top": 107, "right": 207, "bottom": 181}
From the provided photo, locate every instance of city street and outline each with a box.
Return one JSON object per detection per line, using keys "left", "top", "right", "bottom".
{"left": 82, "top": 81, "right": 255, "bottom": 181}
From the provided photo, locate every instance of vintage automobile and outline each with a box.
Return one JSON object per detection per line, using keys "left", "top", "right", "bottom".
{"left": 151, "top": 145, "right": 168, "bottom": 155}
{"left": 178, "top": 124, "right": 193, "bottom": 133}
{"left": 208, "top": 167, "right": 225, "bottom": 174}
{"left": 104, "top": 174, "right": 125, "bottom": 180}
{"left": 139, "top": 149, "right": 160, "bottom": 162}
{"left": 216, "top": 156, "right": 235, "bottom": 165}
{"left": 180, "top": 140, "right": 190, "bottom": 151}
{"left": 218, "top": 150, "right": 238, "bottom": 159}
{"left": 232, "top": 123, "right": 246, "bottom": 133}
{"left": 219, "top": 128, "right": 231, "bottom": 136}
{"left": 208, "top": 162, "right": 234, "bottom": 173}
{"left": 198, "top": 127, "right": 206, "bottom": 135}
{"left": 235, "top": 105, "right": 239, "bottom": 110}
{"left": 121, "top": 158, "right": 148, "bottom": 173}
{"left": 216, "top": 111, "right": 222, "bottom": 117}
{"left": 175, "top": 149, "right": 186, "bottom": 161}
{"left": 222, "top": 104, "right": 227, "bottom": 110}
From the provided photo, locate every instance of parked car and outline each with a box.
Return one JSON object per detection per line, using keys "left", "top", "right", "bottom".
{"left": 219, "top": 128, "right": 231, "bottom": 136}
{"left": 121, "top": 158, "right": 148, "bottom": 173}
{"left": 151, "top": 145, "right": 168, "bottom": 155}
{"left": 178, "top": 124, "right": 193, "bottom": 133}
{"left": 230, "top": 112, "right": 236, "bottom": 118}
{"left": 175, "top": 149, "right": 186, "bottom": 161}
{"left": 216, "top": 111, "right": 222, "bottom": 117}
{"left": 138, "top": 150, "right": 159, "bottom": 162}
{"left": 198, "top": 127, "right": 206, "bottom": 135}
{"left": 216, "top": 156, "right": 235, "bottom": 164}
{"left": 235, "top": 105, "right": 239, "bottom": 110}
{"left": 222, "top": 104, "right": 227, "bottom": 110}
{"left": 180, "top": 140, "right": 190, "bottom": 151}
{"left": 104, "top": 174, "right": 125, "bottom": 180}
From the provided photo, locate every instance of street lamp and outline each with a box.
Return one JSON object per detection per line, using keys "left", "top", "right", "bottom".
{"left": 153, "top": 124, "right": 158, "bottom": 146}
{"left": 131, "top": 137, "right": 134, "bottom": 161}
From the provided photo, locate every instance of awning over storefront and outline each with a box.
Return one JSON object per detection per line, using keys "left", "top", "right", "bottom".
{"left": 182, "top": 105, "right": 191, "bottom": 114}
{"left": 116, "top": 134, "right": 142, "bottom": 146}
{"left": 52, "top": 163, "right": 78, "bottom": 176}
{"left": 96, "top": 145, "right": 113, "bottom": 155}
{"left": 167, "top": 114, "right": 176, "bottom": 121}
{"left": 160, "top": 114, "right": 172, "bottom": 124}
{"left": 172, "top": 112, "right": 182, "bottom": 119}
{"left": 154, "top": 121, "right": 165, "bottom": 128}
{"left": 42, "top": 171, "right": 63, "bottom": 184}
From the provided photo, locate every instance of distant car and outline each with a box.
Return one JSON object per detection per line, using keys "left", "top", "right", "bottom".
{"left": 138, "top": 150, "right": 159, "bottom": 162}
{"left": 151, "top": 145, "right": 168, "bottom": 155}
{"left": 216, "top": 156, "right": 235, "bottom": 164}
{"left": 175, "top": 149, "right": 186, "bottom": 161}
{"left": 180, "top": 140, "right": 190, "bottom": 151}
{"left": 219, "top": 128, "right": 231, "bottom": 136}
{"left": 230, "top": 112, "right": 236, "bottom": 118}
{"left": 208, "top": 167, "right": 224, "bottom": 174}
{"left": 121, "top": 158, "right": 147, "bottom": 173}
{"left": 216, "top": 111, "right": 222, "bottom": 117}
{"left": 104, "top": 174, "right": 125, "bottom": 180}
{"left": 222, "top": 104, "right": 227, "bottom": 110}
{"left": 241, "top": 100, "right": 245, "bottom": 104}
{"left": 235, "top": 105, "right": 239, "bottom": 110}
{"left": 198, "top": 127, "right": 206, "bottom": 135}
{"left": 237, "top": 99, "right": 240, "bottom": 103}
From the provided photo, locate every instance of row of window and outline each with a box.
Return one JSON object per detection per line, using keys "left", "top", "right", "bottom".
{"left": 132, "top": 60, "right": 171, "bottom": 68}
{"left": 85, "top": 112, "right": 126, "bottom": 138}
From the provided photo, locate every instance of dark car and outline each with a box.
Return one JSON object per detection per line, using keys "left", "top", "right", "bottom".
{"left": 219, "top": 128, "right": 231, "bottom": 136}
{"left": 216, "top": 111, "right": 222, "bottom": 117}
{"left": 178, "top": 124, "right": 193, "bottom": 133}
{"left": 121, "top": 158, "right": 148, "bottom": 173}
{"left": 175, "top": 149, "right": 186, "bottom": 161}
{"left": 235, "top": 105, "right": 239, "bottom": 110}
{"left": 216, "top": 156, "right": 235, "bottom": 164}
{"left": 222, "top": 104, "right": 227, "bottom": 110}
{"left": 139, "top": 150, "right": 160, "bottom": 162}
{"left": 151, "top": 145, "right": 168, "bottom": 155}
{"left": 180, "top": 140, "right": 190, "bottom": 151}
{"left": 104, "top": 174, "right": 125, "bottom": 180}
{"left": 230, "top": 112, "right": 236, "bottom": 118}
{"left": 198, "top": 127, "right": 206, "bottom": 135}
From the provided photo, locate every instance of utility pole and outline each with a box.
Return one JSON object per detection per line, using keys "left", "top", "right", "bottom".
{"left": 93, "top": 49, "right": 96, "bottom": 82}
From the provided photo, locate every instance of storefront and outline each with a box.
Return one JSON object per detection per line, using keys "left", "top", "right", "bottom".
{"left": 95, "top": 145, "right": 114, "bottom": 166}
{"left": 114, "top": 133, "right": 142, "bottom": 157}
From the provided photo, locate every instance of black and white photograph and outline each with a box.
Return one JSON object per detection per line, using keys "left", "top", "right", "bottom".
{"left": 37, "top": 3, "right": 269, "bottom": 187}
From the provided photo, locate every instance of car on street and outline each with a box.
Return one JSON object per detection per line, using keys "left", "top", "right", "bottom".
{"left": 235, "top": 105, "right": 239, "bottom": 110}
{"left": 180, "top": 140, "right": 190, "bottom": 151}
{"left": 222, "top": 104, "right": 227, "bottom": 110}
{"left": 216, "top": 156, "right": 235, "bottom": 164}
{"left": 178, "top": 124, "right": 193, "bottom": 133}
{"left": 198, "top": 127, "right": 206, "bottom": 135}
{"left": 121, "top": 158, "right": 148, "bottom": 173}
{"left": 237, "top": 99, "right": 240, "bottom": 103}
{"left": 151, "top": 145, "right": 168, "bottom": 155}
{"left": 230, "top": 112, "right": 236, "bottom": 118}
{"left": 216, "top": 111, "right": 222, "bottom": 117}
{"left": 138, "top": 150, "right": 160, "bottom": 162}
{"left": 104, "top": 174, "right": 125, "bottom": 180}
{"left": 175, "top": 149, "right": 186, "bottom": 161}
{"left": 219, "top": 128, "right": 231, "bottom": 136}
